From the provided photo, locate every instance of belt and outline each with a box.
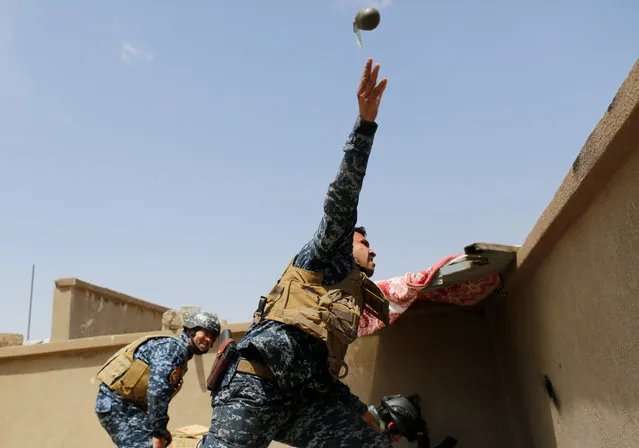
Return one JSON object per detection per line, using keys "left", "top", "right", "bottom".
{"left": 236, "top": 359, "right": 275, "bottom": 382}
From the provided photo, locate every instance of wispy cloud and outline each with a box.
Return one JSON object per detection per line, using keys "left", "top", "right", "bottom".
{"left": 335, "top": 0, "right": 394, "bottom": 11}
{"left": 120, "top": 41, "right": 154, "bottom": 65}
{"left": 0, "top": 0, "right": 34, "bottom": 108}
{"left": 370, "top": 0, "right": 393, "bottom": 9}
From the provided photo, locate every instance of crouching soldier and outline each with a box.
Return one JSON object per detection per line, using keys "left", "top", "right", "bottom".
{"left": 94, "top": 312, "right": 221, "bottom": 448}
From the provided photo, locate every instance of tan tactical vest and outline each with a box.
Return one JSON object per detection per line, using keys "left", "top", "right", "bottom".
{"left": 96, "top": 334, "right": 188, "bottom": 410}
{"left": 254, "top": 257, "right": 390, "bottom": 379}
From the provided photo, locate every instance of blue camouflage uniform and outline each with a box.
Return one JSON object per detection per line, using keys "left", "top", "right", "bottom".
{"left": 95, "top": 331, "right": 193, "bottom": 448}
{"left": 202, "top": 116, "right": 392, "bottom": 448}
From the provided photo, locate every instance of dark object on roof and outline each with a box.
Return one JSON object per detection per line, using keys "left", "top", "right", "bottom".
{"left": 422, "top": 242, "right": 518, "bottom": 293}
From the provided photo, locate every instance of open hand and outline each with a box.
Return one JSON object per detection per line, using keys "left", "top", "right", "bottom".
{"left": 357, "top": 58, "right": 388, "bottom": 123}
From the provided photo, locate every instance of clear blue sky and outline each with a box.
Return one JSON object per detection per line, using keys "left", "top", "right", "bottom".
{"left": 1, "top": 0, "right": 637, "bottom": 340}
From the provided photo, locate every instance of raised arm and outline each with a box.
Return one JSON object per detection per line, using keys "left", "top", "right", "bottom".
{"left": 295, "top": 59, "right": 388, "bottom": 271}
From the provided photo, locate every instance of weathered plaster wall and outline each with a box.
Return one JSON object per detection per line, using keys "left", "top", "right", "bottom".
{"left": 51, "top": 278, "right": 168, "bottom": 341}
{"left": 490, "top": 59, "right": 639, "bottom": 448}
{"left": 0, "top": 315, "right": 510, "bottom": 447}
{"left": 0, "top": 328, "right": 240, "bottom": 448}
{"left": 0, "top": 333, "right": 23, "bottom": 347}
{"left": 1, "top": 334, "right": 147, "bottom": 448}
{"left": 0, "top": 325, "right": 378, "bottom": 447}
{"left": 370, "top": 307, "right": 520, "bottom": 448}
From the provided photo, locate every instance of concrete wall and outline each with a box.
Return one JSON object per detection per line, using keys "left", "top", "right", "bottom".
{"left": 0, "top": 335, "right": 142, "bottom": 448}
{"left": 370, "top": 306, "right": 520, "bottom": 448}
{"left": 0, "top": 327, "right": 245, "bottom": 448}
{"left": 51, "top": 278, "right": 169, "bottom": 341}
{"left": 0, "top": 314, "right": 514, "bottom": 447}
{"left": 490, "top": 59, "right": 639, "bottom": 448}
{"left": 0, "top": 333, "right": 23, "bottom": 347}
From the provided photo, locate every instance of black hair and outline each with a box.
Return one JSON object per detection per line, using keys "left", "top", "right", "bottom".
{"left": 354, "top": 226, "right": 367, "bottom": 237}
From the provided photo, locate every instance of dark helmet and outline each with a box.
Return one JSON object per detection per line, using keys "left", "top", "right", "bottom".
{"left": 379, "top": 394, "right": 429, "bottom": 443}
{"left": 183, "top": 312, "right": 221, "bottom": 339}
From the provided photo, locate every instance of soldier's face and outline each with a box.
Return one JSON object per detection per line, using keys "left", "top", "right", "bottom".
{"left": 353, "top": 231, "right": 376, "bottom": 277}
{"left": 192, "top": 329, "right": 214, "bottom": 353}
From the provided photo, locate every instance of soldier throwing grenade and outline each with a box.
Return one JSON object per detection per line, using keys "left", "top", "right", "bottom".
{"left": 202, "top": 58, "right": 393, "bottom": 447}
{"left": 95, "top": 312, "right": 221, "bottom": 448}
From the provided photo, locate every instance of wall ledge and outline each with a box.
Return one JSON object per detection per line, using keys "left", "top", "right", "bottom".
{"left": 55, "top": 278, "right": 169, "bottom": 313}
{"left": 0, "top": 322, "right": 251, "bottom": 361}
{"left": 505, "top": 58, "right": 639, "bottom": 293}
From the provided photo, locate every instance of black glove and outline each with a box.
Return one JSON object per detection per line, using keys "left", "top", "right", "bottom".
{"left": 163, "top": 430, "right": 173, "bottom": 446}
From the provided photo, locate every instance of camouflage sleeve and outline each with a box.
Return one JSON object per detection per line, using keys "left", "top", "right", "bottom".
{"left": 146, "top": 340, "right": 188, "bottom": 438}
{"left": 333, "top": 379, "right": 368, "bottom": 416}
{"left": 295, "top": 116, "right": 378, "bottom": 271}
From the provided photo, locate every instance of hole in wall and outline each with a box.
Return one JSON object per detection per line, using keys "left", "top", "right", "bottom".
{"left": 543, "top": 374, "right": 561, "bottom": 411}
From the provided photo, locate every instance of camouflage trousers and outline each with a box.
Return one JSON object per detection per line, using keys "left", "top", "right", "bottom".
{"left": 95, "top": 387, "right": 153, "bottom": 448}
{"left": 201, "top": 369, "right": 393, "bottom": 448}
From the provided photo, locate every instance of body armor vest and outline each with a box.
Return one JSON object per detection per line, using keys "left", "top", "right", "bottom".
{"left": 96, "top": 334, "right": 188, "bottom": 410}
{"left": 254, "top": 257, "right": 390, "bottom": 378}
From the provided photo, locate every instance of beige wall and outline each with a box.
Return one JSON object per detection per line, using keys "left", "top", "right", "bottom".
{"left": 0, "top": 333, "right": 23, "bottom": 347}
{"left": 0, "top": 314, "right": 517, "bottom": 447}
{"left": 490, "top": 59, "right": 639, "bottom": 448}
{"left": 370, "top": 307, "right": 521, "bottom": 448}
{"left": 0, "top": 328, "right": 244, "bottom": 448}
{"left": 1, "top": 334, "right": 144, "bottom": 448}
{"left": 0, "top": 326, "right": 374, "bottom": 448}
{"left": 51, "top": 278, "right": 168, "bottom": 341}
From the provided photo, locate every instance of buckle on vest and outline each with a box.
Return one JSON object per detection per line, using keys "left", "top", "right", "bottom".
{"left": 329, "top": 360, "right": 349, "bottom": 380}
{"left": 338, "top": 362, "right": 349, "bottom": 379}
{"left": 253, "top": 296, "right": 267, "bottom": 324}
